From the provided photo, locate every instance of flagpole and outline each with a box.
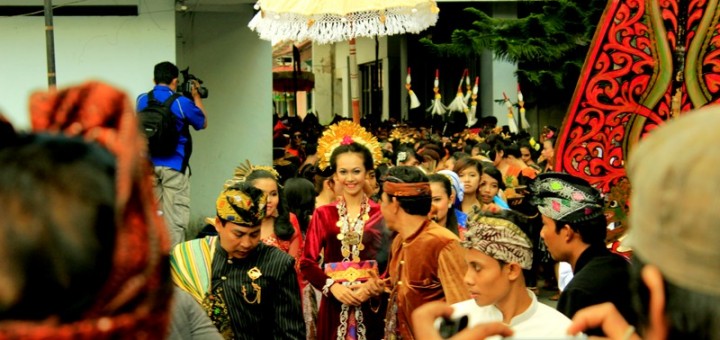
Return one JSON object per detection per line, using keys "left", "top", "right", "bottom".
{"left": 44, "top": 0, "right": 57, "bottom": 89}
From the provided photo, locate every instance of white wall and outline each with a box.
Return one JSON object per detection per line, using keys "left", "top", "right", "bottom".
{"left": 176, "top": 7, "right": 273, "bottom": 225}
{"left": 0, "top": 0, "right": 176, "bottom": 129}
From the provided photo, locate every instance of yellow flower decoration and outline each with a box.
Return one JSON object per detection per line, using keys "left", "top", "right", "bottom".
{"left": 388, "top": 126, "right": 417, "bottom": 145}
{"left": 316, "top": 121, "right": 382, "bottom": 171}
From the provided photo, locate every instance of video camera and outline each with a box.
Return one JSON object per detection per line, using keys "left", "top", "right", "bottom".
{"left": 179, "top": 67, "right": 209, "bottom": 99}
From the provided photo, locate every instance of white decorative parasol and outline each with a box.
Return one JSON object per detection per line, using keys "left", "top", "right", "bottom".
{"left": 249, "top": 0, "right": 440, "bottom": 123}
{"left": 249, "top": 0, "right": 439, "bottom": 44}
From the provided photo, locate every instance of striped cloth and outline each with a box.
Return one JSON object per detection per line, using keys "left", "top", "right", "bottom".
{"left": 170, "top": 236, "right": 217, "bottom": 303}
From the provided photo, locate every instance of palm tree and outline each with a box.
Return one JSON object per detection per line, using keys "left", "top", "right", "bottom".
{"left": 422, "top": 0, "right": 605, "bottom": 108}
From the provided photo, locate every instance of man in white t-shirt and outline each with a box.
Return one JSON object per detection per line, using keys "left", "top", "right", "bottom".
{"left": 412, "top": 211, "right": 571, "bottom": 339}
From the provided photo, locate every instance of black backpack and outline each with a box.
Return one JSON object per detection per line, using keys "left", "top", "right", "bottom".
{"left": 138, "top": 91, "right": 182, "bottom": 157}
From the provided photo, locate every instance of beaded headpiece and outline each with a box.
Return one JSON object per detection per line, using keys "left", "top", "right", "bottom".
{"left": 316, "top": 121, "right": 382, "bottom": 171}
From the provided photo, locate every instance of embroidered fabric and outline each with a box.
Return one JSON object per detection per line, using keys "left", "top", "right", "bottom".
{"left": 202, "top": 288, "right": 234, "bottom": 339}
{"left": 330, "top": 195, "right": 372, "bottom": 340}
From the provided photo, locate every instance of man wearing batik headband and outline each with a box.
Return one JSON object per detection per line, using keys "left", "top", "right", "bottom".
{"left": 411, "top": 211, "right": 571, "bottom": 339}
{"left": 529, "top": 172, "right": 634, "bottom": 336}
{"left": 381, "top": 166, "right": 469, "bottom": 340}
{"left": 171, "top": 181, "right": 304, "bottom": 340}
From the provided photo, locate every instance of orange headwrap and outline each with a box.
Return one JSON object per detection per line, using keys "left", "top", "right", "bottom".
{"left": 0, "top": 81, "right": 172, "bottom": 338}
{"left": 383, "top": 181, "right": 431, "bottom": 197}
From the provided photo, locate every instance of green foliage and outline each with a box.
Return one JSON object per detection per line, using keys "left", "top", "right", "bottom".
{"left": 421, "top": 0, "right": 605, "bottom": 106}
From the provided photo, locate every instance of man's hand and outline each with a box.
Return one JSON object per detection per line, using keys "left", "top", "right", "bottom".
{"left": 412, "top": 301, "right": 513, "bottom": 340}
{"left": 567, "top": 303, "right": 640, "bottom": 340}
{"left": 411, "top": 301, "right": 453, "bottom": 340}
{"left": 350, "top": 271, "right": 385, "bottom": 302}
{"left": 191, "top": 80, "right": 201, "bottom": 100}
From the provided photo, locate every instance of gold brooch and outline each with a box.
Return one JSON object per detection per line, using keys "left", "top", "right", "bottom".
{"left": 242, "top": 267, "right": 263, "bottom": 304}
{"left": 247, "top": 267, "right": 262, "bottom": 281}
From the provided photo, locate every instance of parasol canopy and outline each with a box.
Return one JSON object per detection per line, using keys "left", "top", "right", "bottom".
{"left": 249, "top": 0, "right": 439, "bottom": 44}
{"left": 249, "top": 0, "right": 440, "bottom": 124}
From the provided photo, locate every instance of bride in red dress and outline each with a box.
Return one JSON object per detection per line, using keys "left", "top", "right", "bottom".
{"left": 300, "top": 122, "right": 388, "bottom": 340}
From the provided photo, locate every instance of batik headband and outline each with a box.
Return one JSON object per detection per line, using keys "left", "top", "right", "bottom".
{"left": 383, "top": 181, "right": 431, "bottom": 197}
{"left": 461, "top": 216, "right": 533, "bottom": 269}
{"left": 530, "top": 174, "right": 603, "bottom": 223}
{"left": 216, "top": 183, "right": 267, "bottom": 226}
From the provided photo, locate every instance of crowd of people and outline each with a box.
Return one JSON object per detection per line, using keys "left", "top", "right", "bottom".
{"left": 0, "top": 74, "right": 718, "bottom": 340}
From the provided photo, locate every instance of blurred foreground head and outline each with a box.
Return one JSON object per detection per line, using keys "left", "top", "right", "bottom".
{"left": 628, "top": 104, "right": 720, "bottom": 339}
{"left": 0, "top": 81, "right": 172, "bottom": 338}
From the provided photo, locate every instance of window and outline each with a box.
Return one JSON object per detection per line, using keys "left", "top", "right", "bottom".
{"left": 360, "top": 61, "right": 382, "bottom": 119}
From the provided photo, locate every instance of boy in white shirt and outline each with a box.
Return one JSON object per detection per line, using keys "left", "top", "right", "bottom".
{"left": 413, "top": 211, "right": 571, "bottom": 339}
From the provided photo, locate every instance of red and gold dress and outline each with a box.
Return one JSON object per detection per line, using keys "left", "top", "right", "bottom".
{"left": 300, "top": 198, "right": 387, "bottom": 340}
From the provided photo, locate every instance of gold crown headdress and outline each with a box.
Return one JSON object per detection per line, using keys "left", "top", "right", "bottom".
{"left": 225, "top": 159, "right": 281, "bottom": 188}
{"left": 316, "top": 121, "right": 382, "bottom": 171}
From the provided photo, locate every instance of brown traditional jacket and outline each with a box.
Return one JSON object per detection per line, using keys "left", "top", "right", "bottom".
{"left": 387, "top": 220, "right": 469, "bottom": 339}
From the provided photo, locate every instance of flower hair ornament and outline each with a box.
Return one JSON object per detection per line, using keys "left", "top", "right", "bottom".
{"left": 397, "top": 151, "right": 408, "bottom": 163}
{"left": 316, "top": 121, "right": 382, "bottom": 171}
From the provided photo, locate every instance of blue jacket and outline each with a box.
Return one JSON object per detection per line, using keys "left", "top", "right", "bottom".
{"left": 136, "top": 85, "right": 206, "bottom": 172}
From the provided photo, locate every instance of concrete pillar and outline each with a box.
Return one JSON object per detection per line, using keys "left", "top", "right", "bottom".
{"left": 312, "top": 43, "right": 335, "bottom": 125}
{"left": 480, "top": 2, "right": 518, "bottom": 127}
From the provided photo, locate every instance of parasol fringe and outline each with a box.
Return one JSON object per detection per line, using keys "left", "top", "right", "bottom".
{"left": 249, "top": 5, "right": 440, "bottom": 44}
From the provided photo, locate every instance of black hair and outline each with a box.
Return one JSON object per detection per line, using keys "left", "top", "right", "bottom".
{"left": 246, "top": 170, "right": 295, "bottom": 240}
{"left": 283, "top": 178, "right": 316, "bottom": 236}
{"left": 0, "top": 134, "right": 116, "bottom": 322}
{"left": 553, "top": 214, "right": 607, "bottom": 246}
{"left": 304, "top": 142, "right": 318, "bottom": 156}
{"left": 453, "top": 157, "right": 483, "bottom": 176}
{"left": 498, "top": 141, "right": 521, "bottom": 159}
{"left": 329, "top": 142, "right": 374, "bottom": 172}
{"left": 518, "top": 141, "right": 539, "bottom": 161}
{"left": 153, "top": 61, "right": 179, "bottom": 85}
{"left": 631, "top": 256, "right": 720, "bottom": 339}
{"left": 481, "top": 164, "right": 506, "bottom": 191}
{"left": 385, "top": 166, "right": 431, "bottom": 216}
{"left": 463, "top": 139, "right": 478, "bottom": 155}
{"left": 451, "top": 151, "right": 470, "bottom": 161}
{"left": 428, "top": 174, "right": 460, "bottom": 236}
